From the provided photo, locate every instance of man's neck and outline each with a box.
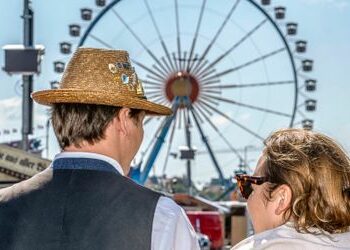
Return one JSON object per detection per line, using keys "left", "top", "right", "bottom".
{"left": 64, "top": 142, "right": 130, "bottom": 174}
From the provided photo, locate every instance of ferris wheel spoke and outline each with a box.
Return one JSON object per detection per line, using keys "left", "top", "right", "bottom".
{"left": 205, "top": 94, "right": 292, "bottom": 117}
{"left": 147, "top": 96, "right": 168, "bottom": 105}
{"left": 89, "top": 34, "right": 114, "bottom": 49}
{"left": 199, "top": 100, "right": 264, "bottom": 141}
{"left": 161, "top": 57, "right": 173, "bottom": 74}
{"left": 201, "top": 47, "right": 286, "bottom": 82}
{"left": 150, "top": 97, "right": 168, "bottom": 105}
{"left": 132, "top": 59, "right": 166, "bottom": 81}
{"left": 196, "top": 101, "right": 214, "bottom": 116}
{"left": 140, "top": 79, "right": 162, "bottom": 86}
{"left": 201, "top": 89, "right": 222, "bottom": 94}
{"left": 152, "top": 63, "right": 168, "bottom": 79}
{"left": 161, "top": 115, "right": 177, "bottom": 175}
{"left": 201, "top": 91, "right": 221, "bottom": 98}
{"left": 158, "top": 99, "right": 169, "bottom": 106}
{"left": 183, "top": 107, "right": 187, "bottom": 129}
{"left": 199, "top": 95, "right": 220, "bottom": 106}
{"left": 174, "top": 0, "right": 182, "bottom": 71}
{"left": 189, "top": 106, "right": 225, "bottom": 183}
{"left": 194, "top": 103, "right": 212, "bottom": 119}
{"left": 143, "top": 117, "right": 153, "bottom": 126}
{"left": 192, "top": 107, "right": 243, "bottom": 161}
{"left": 186, "top": 0, "right": 207, "bottom": 72}
{"left": 161, "top": 40, "right": 177, "bottom": 73}
{"left": 195, "top": 18, "right": 268, "bottom": 76}
{"left": 202, "top": 80, "right": 295, "bottom": 89}
{"left": 193, "top": 60, "right": 209, "bottom": 79}
{"left": 144, "top": 90, "right": 164, "bottom": 95}
{"left": 200, "top": 79, "right": 221, "bottom": 86}
{"left": 144, "top": 0, "right": 176, "bottom": 72}
{"left": 177, "top": 109, "right": 183, "bottom": 129}
{"left": 297, "top": 109, "right": 307, "bottom": 119}
{"left": 191, "top": 105, "right": 205, "bottom": 123}
{"left": 197, "top": 68, "right": 216, "bottom": 81}
{"left": 143, "top": 86, "right": 162, "bottom": 90}
{"left": 140, "top": 117, "right": 167, "bottom": 161}
{"left": 180, "top": 51, "right": 187, "bottom": 71}
{"left": 172, "top": 52, "right": 179, "bottom": 72}
{"left": 147, "top": 93, "right": 163, "bottom": 99}
{"left": 111, "top": 8, "right": 169, "bottom": 76}
{"left": 193, "top": 105, "right": 220, "bottom": 132}
{"left": 190, "top": 0, "right": 241, "bottom": 73}
{"left": 146, "top": 74, "right": 165, "bottom": 83}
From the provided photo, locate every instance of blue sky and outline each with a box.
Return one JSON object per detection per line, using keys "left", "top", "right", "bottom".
{"left": 0, "top": 0, "right": 349, "bottom": 184}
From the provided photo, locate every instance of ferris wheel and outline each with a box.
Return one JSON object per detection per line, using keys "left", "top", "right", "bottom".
{"left": 52, "top": 0, "right": 317, "bottom": 186}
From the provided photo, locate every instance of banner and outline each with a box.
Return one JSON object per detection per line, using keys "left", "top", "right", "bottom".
{"left": 0, "top": 144, "right": 51, "bottom": 180}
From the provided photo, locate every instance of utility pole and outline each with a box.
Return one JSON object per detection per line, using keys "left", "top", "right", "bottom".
{"left": 22, "top": 0, "right": 34, "bottom": 151}
{"left": 46, "top": 119, "right": 50, "bottom": 158}
{"left": 185, "top": 112, "right": 193, "bottom": 195}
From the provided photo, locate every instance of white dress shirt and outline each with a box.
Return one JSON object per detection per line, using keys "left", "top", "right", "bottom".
{"left": 54, "top": 152, "right": 200, "bottom": 250}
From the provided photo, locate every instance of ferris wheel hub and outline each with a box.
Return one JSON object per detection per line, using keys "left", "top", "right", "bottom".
{"left": 165, "top": 72, "right": 200, "bottom": 106}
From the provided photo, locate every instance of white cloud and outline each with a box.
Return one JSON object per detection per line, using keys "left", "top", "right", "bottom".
{"left": 0, "top": 97, "right": 22, "bottom": 123}
{"left": 210, "top": 111, "right": 251, "bottom": 127}
{"left": 237, "top": 113, "right": 251, "bottom": 122}
{"left": 211, "top": 113, "right": 231, "bottom": 126}
{"left": 0, "top": 97, "right": 49, "bottom": 131}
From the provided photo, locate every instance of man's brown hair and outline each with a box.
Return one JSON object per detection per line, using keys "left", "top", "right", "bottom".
{"left": 51, "top": 103, "right": 142, "bottom": 149}
{"left": 262, "top": 128, "right": 350, "bottom": 234}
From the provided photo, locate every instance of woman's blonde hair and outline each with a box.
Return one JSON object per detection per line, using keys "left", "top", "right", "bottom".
{"left": 262, "top": 128, "right": 350, "bottom": 234}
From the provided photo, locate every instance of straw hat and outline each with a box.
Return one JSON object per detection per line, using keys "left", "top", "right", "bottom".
{"left": 32, "top": 48, "right": 172, "bottom": 115}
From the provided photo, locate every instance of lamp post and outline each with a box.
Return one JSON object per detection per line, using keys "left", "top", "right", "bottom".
{"left": 22, "top": 0, "right": 34, "bottom": 151}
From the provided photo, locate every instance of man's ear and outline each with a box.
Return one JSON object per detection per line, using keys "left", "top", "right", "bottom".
{"left": 274, "top": 184, "right": 292, "bottom": 216}
{"left": 116, "top": 108, "right": 130, "bottom": 136}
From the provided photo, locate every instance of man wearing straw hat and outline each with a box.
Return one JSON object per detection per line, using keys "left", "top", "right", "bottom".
{"left": 0, "top": 48, "right": 199, "bottom": 250}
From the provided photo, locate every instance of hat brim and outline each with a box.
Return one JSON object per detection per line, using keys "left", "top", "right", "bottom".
{"left": 32, "top": 89, "right": 172, "bottom": 116}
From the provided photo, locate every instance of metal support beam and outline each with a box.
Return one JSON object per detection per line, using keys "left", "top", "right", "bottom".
{"left": 139, "top": 98, "right": 179, "bottom": 184}
{"left": 189, "top": 103, "right": 225, "bottom": 186}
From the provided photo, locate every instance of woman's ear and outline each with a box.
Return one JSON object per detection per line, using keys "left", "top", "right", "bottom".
{"left": 274, "top": 184, "right": 292, "bottom": 216}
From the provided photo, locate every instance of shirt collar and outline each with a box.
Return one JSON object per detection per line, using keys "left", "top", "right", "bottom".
{"left": 53, "top": 151, "right": 125, "bottom": 176}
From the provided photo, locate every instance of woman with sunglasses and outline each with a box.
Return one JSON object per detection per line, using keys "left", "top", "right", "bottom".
{"left": 232, "top": 128, "right": 350, "bottom": 249}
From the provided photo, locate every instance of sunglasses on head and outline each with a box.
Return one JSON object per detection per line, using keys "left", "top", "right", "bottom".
{"left": 235, "top": 174, "right": 269, "bottom": 199}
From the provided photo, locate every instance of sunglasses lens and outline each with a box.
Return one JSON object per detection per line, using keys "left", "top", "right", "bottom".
{"left": 236, "top": 176, "right": 253, "bottom": 199}
{"left": 241, "top": 181, "right": 253, "bottom": 199}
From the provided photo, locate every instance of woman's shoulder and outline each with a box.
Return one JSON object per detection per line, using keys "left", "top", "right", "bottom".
{"left": 231, "top": 224, "right": 350, "bottom": 250}
{"left": 231, "top": 225, "right": 296, "bottom": 250}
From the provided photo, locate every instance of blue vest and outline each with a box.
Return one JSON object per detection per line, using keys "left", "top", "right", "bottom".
{"left": 0, "top": 157, "right": 161, "bottom": 250}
